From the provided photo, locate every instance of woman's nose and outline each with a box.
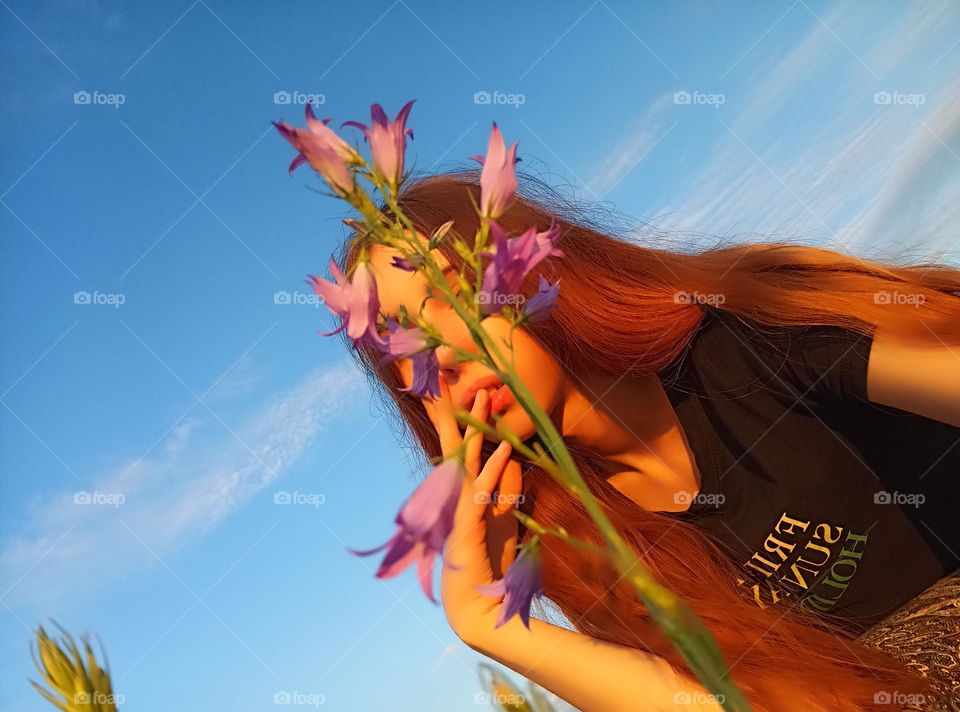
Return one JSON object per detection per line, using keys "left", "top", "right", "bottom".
{"left": 435, "top": 343, "right": 460, "bottom": 383}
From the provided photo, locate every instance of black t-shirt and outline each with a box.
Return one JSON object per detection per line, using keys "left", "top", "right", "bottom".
{"left": 658, "top": 307, "right": 960, "bottom": 633}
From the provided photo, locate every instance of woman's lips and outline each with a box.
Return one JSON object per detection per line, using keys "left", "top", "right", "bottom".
{"left": 489, "top": 384, "right": 514, "bottom": 414}
{"left": 460, "top": 375, "right": 515, "bottom": 415}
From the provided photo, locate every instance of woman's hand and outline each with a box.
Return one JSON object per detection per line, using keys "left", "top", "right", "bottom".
{"left": 421, "top": 380, "right": 523, "bottom": 646}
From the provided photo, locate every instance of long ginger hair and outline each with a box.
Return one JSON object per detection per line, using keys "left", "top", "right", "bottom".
{"left": 337, "top": 169, "right": 960, "bottom": 710}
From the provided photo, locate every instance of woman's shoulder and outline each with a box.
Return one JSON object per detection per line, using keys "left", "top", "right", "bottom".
{"left": 664, "top": 306, "right": 874, "bottom": 402}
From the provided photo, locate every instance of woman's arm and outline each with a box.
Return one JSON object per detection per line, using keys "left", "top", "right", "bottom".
{"left": 866, "top": 327, "right": 960, "bottom": 427}
{"left": 463, "top": 613, "right": 723, "bottom": 712}
{"left": 428, "top": 385, "right": 724, "bottom": 712}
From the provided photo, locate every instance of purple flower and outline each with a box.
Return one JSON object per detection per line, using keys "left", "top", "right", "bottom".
{"left": 342, "top": 100, "right": 415, "bottom": 188}
{"left": 524, "top": 275, "right": 560, "bottom": 323}
{"left": 305, "top": 258, "right": 386, "bottom": 349}
{"left": 274, "top": 103, "right": 357, "bottom": 196}
{"left": 475, "top": 542, "right": 542, "bottom": 629}
{"left": 350, "top": 459, "right": 465, "bottom": 602}
{"left": 380, "top": 318, "right": 441, "bottom": 398}
{"left": 390, "top": 254, "right": 425, "bottom": 272}
{"left": 470, "top": 122, "right": 520, "bottom": 219}
{"left": 479, "top": 220, "right": 564, "bottom": 315}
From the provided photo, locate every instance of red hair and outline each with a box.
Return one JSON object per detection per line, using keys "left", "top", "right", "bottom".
{"left": 339, "top": 170, "right": 960, "bottom": 710}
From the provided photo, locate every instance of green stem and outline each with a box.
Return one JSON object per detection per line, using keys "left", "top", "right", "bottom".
{"left": 354, "top": 174, "right": 750, "bottom": 712}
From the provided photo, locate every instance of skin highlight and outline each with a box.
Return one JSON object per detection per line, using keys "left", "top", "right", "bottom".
{"left": 368, "top": 237, "right": 702, "bottom": 513}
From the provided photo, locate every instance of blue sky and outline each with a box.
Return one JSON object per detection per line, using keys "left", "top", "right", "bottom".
{"left": 1, "top": 1, "right": 957, "bottom": 710}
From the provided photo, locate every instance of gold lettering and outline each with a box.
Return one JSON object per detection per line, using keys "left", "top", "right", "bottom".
{"left": 812, "top": 523, "right": 843, "bottom": 544}
{"left": 736, "top": 578, "right": 781, "bottom": 609}
{"left": 762, "top": 534, "right": 795, "bottom": 562}
{"left": 783, "top": 559, "right": 821, "bottom": 590}
{"left": 744, "top": 553, "right": 780, "bottom": 577}
{"left": 774, "top": 512, "right": 810, "bottom": 537}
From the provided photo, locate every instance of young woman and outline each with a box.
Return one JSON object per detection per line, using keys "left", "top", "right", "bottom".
{"left": 339, "top": 170, "right": 960, "bottom": 712}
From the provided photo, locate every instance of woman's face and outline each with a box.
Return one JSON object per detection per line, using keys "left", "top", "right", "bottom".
{"left": 368, "top": 236, "right": 567, "bottom": 441}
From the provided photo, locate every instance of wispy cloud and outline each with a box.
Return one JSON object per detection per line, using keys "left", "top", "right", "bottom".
{"left": 626, "top": 3, "right": 959, "bottom": 260}
{"left": 1, "top": 361, "right": 365, "bottom": 609}
{"left": 586, "top": 93, "right": 676, "bottom": 197}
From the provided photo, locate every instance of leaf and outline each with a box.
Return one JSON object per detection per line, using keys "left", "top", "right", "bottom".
{"left": 427, "top": 220, "right": 455, "bottom": 249}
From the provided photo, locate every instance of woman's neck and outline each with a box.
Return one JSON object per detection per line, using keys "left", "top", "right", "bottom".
{"left": 554, "top": 369, "right": 700, "bottom": 512}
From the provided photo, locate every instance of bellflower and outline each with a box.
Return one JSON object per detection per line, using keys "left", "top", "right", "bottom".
{"left": 342, "top": 100, "right": 415, "bottom": 188}
{"left": 305, "top": 257, "right": 385, "bottom": 349}
{"left": 523, "top": 275, "right": 560, "bottom": 323}
{"left": 469, "top": 122, "right": 520, "bottom": 219}
{"left": 390, "top": 254, "right": 425, "bottom": 272}
{"left": 273, "top": 103, "right": 357, "bottom": 196}
{"left": 350, "top": 458, "right": 465, "bottom": 602}
{"left": 380, "top": 318, "right": 441, "bottom": 398}
{"left": 479, "top": 220, "right": 564, "bottom": 315}
{"left": 475, "top": 541, "right": 543, "bottom": 629}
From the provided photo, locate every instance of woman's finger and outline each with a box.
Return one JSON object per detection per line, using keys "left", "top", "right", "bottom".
{"left": 485, "top": 458, "right": 523, "bottom": 577}
{"left": 476, "top": 441, "right": 513, "bottom": 496}
{"left": 462, "top": 389, "right": 490, "bottom": 478}
{"left": 434, "top": 379, "right": 463, "bottom": 456}
{"left": 493, "top": 458, "right": 523, "bottom": 516}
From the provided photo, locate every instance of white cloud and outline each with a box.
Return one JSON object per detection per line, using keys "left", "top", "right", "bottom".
{"left": 1, "top": 361, "right": 365, "bottom": 608}
{"left": 642, "top": 2, "right": 959, "bottom": 261}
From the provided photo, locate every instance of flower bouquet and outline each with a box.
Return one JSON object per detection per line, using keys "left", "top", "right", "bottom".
{"left": 274, "top": 100, "right": 750, "bottom": 711}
